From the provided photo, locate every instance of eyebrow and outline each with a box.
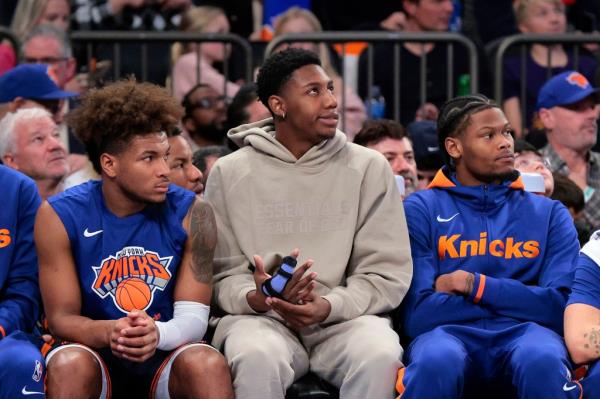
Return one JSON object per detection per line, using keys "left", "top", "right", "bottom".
{"left": 478, "top": 123, "right": 511, "bottom": 131}
{"left": 302, "top": 80, "right": 334, "bottom": 88}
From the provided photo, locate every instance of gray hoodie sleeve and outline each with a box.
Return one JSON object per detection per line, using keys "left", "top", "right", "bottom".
{"left": 322, "top": 154, "right": 413, "bottom": 323}
{"left": 204, "top": 162, "right": 258, "bottom": 315}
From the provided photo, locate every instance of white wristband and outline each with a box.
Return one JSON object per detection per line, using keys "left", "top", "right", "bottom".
{"left": 156, "top": 301, "right": 209, "bottom": 351}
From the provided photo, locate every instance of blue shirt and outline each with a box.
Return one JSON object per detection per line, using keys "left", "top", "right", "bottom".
{"left": 0, "top": 166, "right": 41, "bottom": 337}
{"left": 49, "top": 181, "right": 195, "bottom": 321}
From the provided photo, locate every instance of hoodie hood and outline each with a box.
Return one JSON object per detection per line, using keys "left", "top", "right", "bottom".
{"left": 227, "top": 117, "right": 347, "bottom": 167}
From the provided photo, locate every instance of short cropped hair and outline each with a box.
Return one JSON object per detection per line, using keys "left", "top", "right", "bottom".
{"left": 256, "top": 48, "right": 321, "bottom": 114}
{"left": 353, "top": 119, "right": 410, "bottom": 147}
{"left": 23, "top": 24, "right": 72, "bottom": 58}
{"left": 551, "top": 173, "right": 585, "bottom": 213}
{"left": 0, "top": 107, "right": 53, "bottom": 157}
{"left": 227, "top": 82, "right": 259, "bottom": 129}
{"left": 67, "top": 79, "right": 183, "bottom": 174}
{"left": 437, "top": 94, "right": 500, "bottom": 166}
{"left": 192, "top": 145, "right": 231, "bottom": 172}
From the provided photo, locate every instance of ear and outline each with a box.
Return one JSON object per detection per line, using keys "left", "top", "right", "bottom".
{"left": 66, "top": 57, "right": 77, "bottom": 81}
{"left": 268, "top": 95, "right": 286, "bottom": 119}
{"left": 518, "top": 22, "right": 529, "bottom": 33}
{"left": 402, "top": 0, "right": 417, "bottom": 18}
{"left": 2, "top": 153, "right": 17, "bottom": 169}
{"left": 445, "top": 136, "right": 462, "bottom": 162}
{"left": 9, "top": 97, "right": 26, "bottom": 112}
{"left": 100, "top": 153, "right": 118, "bottom": 178}
{"left": 538, "top": 108, "right": 554, "bottom": 130}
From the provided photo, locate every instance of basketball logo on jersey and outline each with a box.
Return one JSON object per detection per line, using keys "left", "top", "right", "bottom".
{"left": 91, "top": 246, "right": 173, "bottom": 313}
{"left": 0, "top": 228, "right": 11, "bottom": 248}
{"left": 32, "top": 360, "right": 42, "bottom": 382}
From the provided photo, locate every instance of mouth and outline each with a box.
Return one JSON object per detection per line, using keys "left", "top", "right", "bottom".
{"left": 496, "top": 153, "right": 515, "bottom": 163}
{"left": 318, "top": 113, "right": 339, "bottom": 127}
{"left": 193, "top": 182, "right": 204, "bottom": 194}
{"left": 155, "top": 183, "right": 169, "bottom": 194}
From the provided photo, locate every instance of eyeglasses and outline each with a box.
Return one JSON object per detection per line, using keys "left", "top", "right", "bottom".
{"left": 514, "top": 154, "right": 551, "bottom": 169}
{"left": 24, "top": 56, "right": 69, "bottom": 64}
{"left": 190, "top": 96, "right": 230, "bottom": 110}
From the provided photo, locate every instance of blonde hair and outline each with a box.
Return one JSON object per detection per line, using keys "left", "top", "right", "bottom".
{"left": 10, "top": 0, "right": 50, "bottom": 40}
{"left": 171, "top": 6, "right": 226, "bottom": 63}
{"left": 273, "top": 7, "right": 340, "bottom": 79}
{"left": 513, "top": 0, "right": 564, "bottom": 25}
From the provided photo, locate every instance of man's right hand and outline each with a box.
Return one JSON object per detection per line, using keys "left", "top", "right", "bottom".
{"left": 110, "top": 310, "right": 159, "bottom": 362}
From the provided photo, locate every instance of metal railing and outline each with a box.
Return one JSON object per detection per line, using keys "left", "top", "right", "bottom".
{"left": 265, "top": 31, "right": 479, "bottom": 125}
{"left": 70, "top": 31, "right": 253, "bottom": 93}
{"left": 491, "top": 33, "right": 600, "bottom": 131}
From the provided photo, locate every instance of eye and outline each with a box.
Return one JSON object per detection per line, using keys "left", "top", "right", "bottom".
{"left": 173, "top": 162, "right": 184, "bottom": 169}
{"left": 405, "top": 153, "right": 415, "bottom": 162}
{"left": 32, "top": 136, "right": 43, "bottom": 143}
{"left": 308, "top": 87, "right": 319, "bottom": 95}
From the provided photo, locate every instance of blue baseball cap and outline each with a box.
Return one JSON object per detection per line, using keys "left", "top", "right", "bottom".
{"left": 0, "top": 64, "right": 77, "bottom": 103}
{"left": 535, "top": 70, "right": 600, "bottom": 110}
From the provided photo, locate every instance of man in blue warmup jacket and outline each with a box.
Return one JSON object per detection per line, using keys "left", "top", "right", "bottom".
{"left": 564, "top": 231, "right": 600, "bottom": 397}
{"left": 0, "top": 165, "right": 44, "bottom": 398}
{"left": 398, "top": 94, "right": 581, "bottom": 398}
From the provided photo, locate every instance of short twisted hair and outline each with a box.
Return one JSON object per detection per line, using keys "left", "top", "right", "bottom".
{"left": 437, "top": 94, "right": 499, "bottom": 165}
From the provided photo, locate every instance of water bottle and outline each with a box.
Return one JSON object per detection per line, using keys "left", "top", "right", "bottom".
{"left": 457, "top": 74, "right": 471, "bottom": 96}
{"left": 367, "top": 85, "right": 386, "bottom": 119}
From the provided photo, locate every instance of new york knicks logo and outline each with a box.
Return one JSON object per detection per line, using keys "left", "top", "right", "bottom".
{"left": 91, "top": 246, "right": 173, "bottom": 313}
{"left": 566, "top": 72, "right": 589, "bottom": 89}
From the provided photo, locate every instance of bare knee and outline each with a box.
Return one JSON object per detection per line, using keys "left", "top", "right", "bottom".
{"left": 170, "top": 346, "right": 233, "bottom": 399}
{"left": 47, "top": 347, "right": 102, "bottom": 399}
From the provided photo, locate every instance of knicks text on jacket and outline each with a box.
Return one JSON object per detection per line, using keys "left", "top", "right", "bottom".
{"left": 0, "top": 229, "right": 11, "bottom": 248}
{"left": 438, "top": 232, "right": 540, "bottom": 260}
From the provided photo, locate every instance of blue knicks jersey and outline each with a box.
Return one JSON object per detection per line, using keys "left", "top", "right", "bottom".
{"left": 48, "top": 181, "right": 195, "bottom": 322}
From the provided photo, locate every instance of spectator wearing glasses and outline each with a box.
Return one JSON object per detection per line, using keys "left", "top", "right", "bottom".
{"left": 22, "top": 24, "right": 77, "bottom": 94}
{"left": 514, "top": 139, "right": 554, "bottom": 196}
{"left": 538, "top": 70, "right": 600, "bottom": 230}
{"left": 181, "top": 83, "right": 230, "bottom": 151}
{"left": 1, "top": 0, "right": 70, "bottom": 75}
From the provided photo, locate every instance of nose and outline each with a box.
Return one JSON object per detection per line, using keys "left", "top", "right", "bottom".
{"left": 157, "top": 157, "right": 170, "bottom": 178}
{"left": 48, "top": 134, "right": 66, "bottom": 152}
{"left": 188, "top": 164, "right": 203, "bottom": 184}
{"left": 443, "top": 0, "right": 454, "bottom": 13}
{"left": 324, "top": 89, "right": 337, "bottom": 109}
{"left": 391, "top": 156, "right": 410, "bottom": 175}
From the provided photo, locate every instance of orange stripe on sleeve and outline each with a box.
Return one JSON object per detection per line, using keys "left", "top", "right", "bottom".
{"left": 0, "top": 325, "right": 5, "bottom": 338}
{"left": 473, "top": 274, "right": 486, "bottom": 304}
{"left": 395, "top": 367, "right": 406, "bottom": 397}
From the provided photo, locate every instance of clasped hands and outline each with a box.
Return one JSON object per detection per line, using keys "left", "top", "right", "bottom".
{"left": 247, "top": 248, "right": 331, "bottom": 330}
{"left": 109, "top": 310, "right": 159, "bottom": 362}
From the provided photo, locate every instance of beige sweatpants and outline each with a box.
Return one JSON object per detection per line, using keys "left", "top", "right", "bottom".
{"left": 211, "top": 313, "right": 403, "bottom": 399}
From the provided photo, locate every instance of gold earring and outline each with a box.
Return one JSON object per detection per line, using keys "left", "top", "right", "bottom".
{"left": 281, "top": 112, "right": 286, "bottom": 120}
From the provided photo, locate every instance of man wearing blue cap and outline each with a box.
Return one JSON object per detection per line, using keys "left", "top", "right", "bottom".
{"left": 0, "top": 64, "right": 77, "bottom": 124}
{"left": 538, "top": 70, "right": 600, "bottom": 230}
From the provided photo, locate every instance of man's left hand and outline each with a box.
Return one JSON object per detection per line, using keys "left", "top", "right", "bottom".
{"left": 435, "top": 270, "right": 475, "bottom": 296}
{"left": 267, "top": 295, "right": 331, "bottom": 330}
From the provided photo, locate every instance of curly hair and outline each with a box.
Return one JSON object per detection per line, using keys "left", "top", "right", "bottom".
{"left": 67, "top": 79, "right": 183, "bottom": 174}
{"left": 256, "top": 48, "right": 321, "bottom": 114}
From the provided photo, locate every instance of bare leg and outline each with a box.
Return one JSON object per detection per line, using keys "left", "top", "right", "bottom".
{"left": 46, "top": 347, "right": 102, "bottom": 399}
{"left": 169, "top": 346, "right": 234, "bottom": 399}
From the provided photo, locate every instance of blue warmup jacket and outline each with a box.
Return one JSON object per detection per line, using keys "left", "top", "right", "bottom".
{"left": 0, "top": 166, "right": 41, "bottom": 337}
{"left": 401, "top": 167, "right": 579, "bottom": 340}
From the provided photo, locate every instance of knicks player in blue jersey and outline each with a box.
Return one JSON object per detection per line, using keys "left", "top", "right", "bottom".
{"left": 565, "top": 231, "right": 600, "bottom": 397}
{"left": 34, "top": 79, "right": 234, "bottom": 398}
{"left": 0, "top": 164, "right": 44, "bottom": 399}
{"left": 399, "top": 94, "right": 581, "bottom": 398}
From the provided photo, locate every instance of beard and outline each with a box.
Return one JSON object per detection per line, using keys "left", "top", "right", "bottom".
{"left": 472, "top": 168, "right": 519, "bottom": 185}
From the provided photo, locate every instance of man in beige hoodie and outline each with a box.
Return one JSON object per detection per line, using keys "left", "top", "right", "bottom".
{"left": 205, "top": 48, "right": 413, "bottom": 399}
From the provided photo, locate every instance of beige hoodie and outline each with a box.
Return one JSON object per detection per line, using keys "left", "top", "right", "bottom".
{"left": 205, "top": 118, "right": 413, "bottom": 324}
